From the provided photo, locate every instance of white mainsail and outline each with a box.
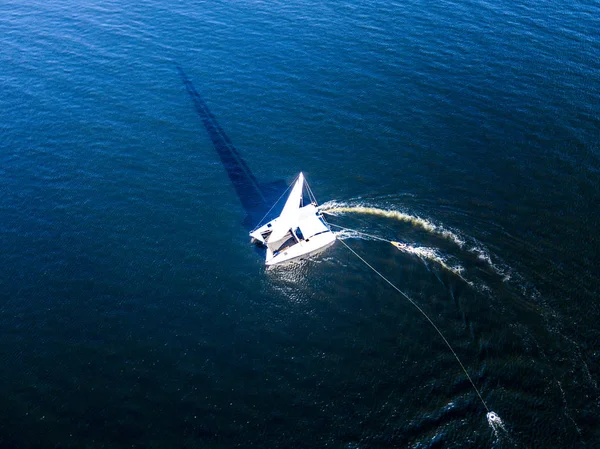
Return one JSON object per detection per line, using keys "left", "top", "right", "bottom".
{"left": 279, "top": 172, "right": 304, "bottom": 218}
{"left": 266, "top": 173, "right": 304, "bottom": 243}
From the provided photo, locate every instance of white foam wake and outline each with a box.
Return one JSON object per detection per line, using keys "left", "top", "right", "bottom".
{"left": 321, "top": 202, "right": 465, "bottom": 247}
{"left": 400, "top": 244, "right": 471, "bottom": 284}
{"left": 486, "top": 411, "right": 515, "bottom": 446}
{"left": 333, "top": 228, "right": 373, "bottom": 241}
{"left": 334, "top": 227, "right": 470, "bottom": 283}
{"left": 322, "top": 201, "right": 515, "bottom": 282}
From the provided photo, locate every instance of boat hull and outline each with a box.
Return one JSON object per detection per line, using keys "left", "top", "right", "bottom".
{"left": 266, "top": 232, "right": 336, "bottom": 266}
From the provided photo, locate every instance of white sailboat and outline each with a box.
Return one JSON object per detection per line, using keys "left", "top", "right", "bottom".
{"left": 250, "top": 173, "right": 336, "bottom": 266}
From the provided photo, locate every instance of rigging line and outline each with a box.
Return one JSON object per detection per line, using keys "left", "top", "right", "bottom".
{"left": 336, "top": 238, "right": 490, "bottom": 414}
{"left": 251, "top": 173, "right": 298, "bottom": 231}
{"left": 304, "top": 178, "right": 318, "bottom": 205}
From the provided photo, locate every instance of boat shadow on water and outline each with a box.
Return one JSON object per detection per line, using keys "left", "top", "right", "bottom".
{"left": 176, "top": 65, "right": 287, "bottom": 231}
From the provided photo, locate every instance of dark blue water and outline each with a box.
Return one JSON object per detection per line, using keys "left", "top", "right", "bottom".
{"left": 1, "top": 0, "right": 599, "bottom": 447}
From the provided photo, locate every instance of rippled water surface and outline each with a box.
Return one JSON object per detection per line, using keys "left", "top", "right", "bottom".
{"left": 1, "top": 0, "right": 599, "bottom": 447}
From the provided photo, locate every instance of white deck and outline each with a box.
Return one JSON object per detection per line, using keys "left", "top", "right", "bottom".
{"left": 265, "top": 231, "right": 336, "bottom": 265}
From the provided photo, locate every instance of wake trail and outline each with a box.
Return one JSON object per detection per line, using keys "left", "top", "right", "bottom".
{"left": 332, "top": 227, "right": 470, "bottom": 285}
{"left": 321, "top": 203, "right": 465, "bottom": 247}
{"left": 400, "top": 244, "right": 471, "bottom": 285}
{"left": 325, "top": 203, "right": 521, "bottom": 442}
{"left": 487, "top": 412, "right": 517, "bottom": 447}
{"left": 322, "top": 202, "right": 512, "bottom": 280}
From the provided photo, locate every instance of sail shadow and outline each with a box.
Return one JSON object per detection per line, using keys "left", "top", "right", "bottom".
{"left": 177, "top": 66, "right": 286, "bottom": 229}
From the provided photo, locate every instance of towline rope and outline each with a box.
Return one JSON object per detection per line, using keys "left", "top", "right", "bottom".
{"left": 336, "top": 237, "right": 490, "bottom": 414}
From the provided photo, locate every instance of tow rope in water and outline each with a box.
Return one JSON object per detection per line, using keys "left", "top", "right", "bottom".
{"left": 333, "top": 232, "right": 502, "bottom": 428}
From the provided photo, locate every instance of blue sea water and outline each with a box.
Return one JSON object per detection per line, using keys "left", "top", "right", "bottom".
{"left": 1, "top": 0, "right": 599, "bottom": 447}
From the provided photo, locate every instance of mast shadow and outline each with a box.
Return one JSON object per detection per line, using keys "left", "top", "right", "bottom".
{"left": 177, "top": 66, "right": 286, "bottom": 230}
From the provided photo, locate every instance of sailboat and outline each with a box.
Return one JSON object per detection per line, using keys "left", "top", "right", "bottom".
{"left": 250, "top": 173, "right": 336, "bottom": 266}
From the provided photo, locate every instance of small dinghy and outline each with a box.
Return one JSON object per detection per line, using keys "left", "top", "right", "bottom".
{"left": 250, "top": 173, "right": 336, "bottom": 266}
